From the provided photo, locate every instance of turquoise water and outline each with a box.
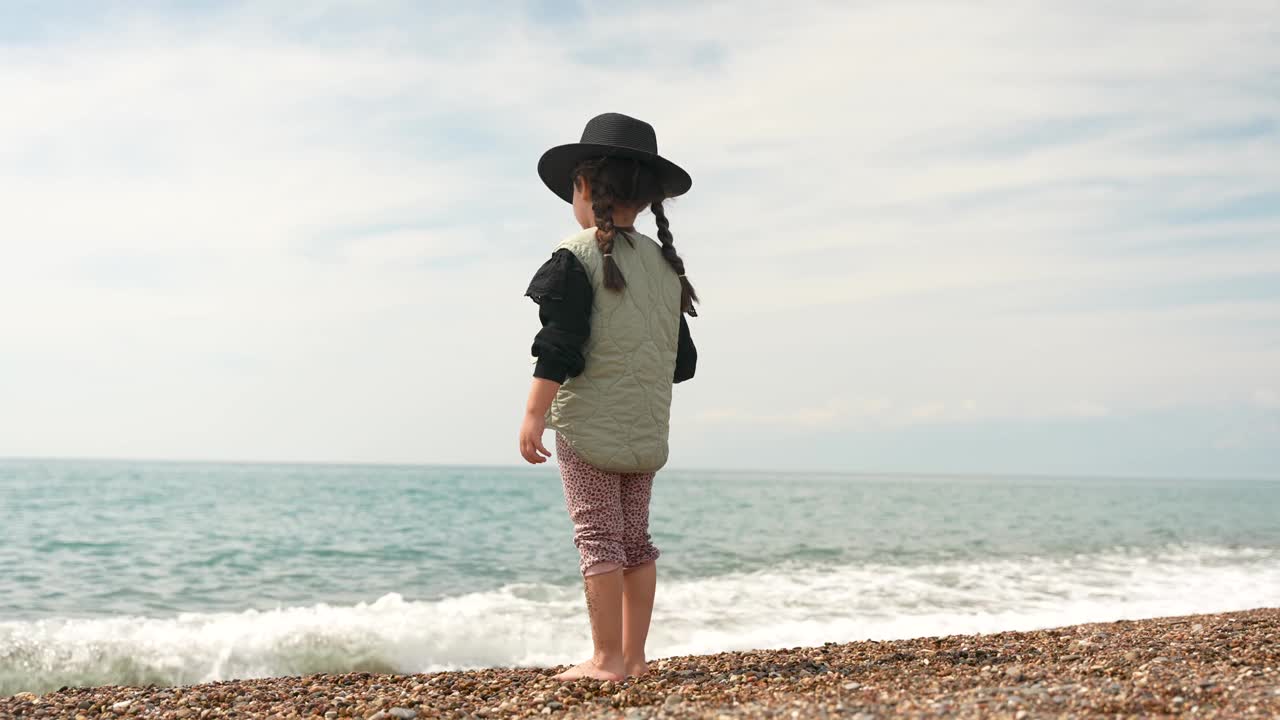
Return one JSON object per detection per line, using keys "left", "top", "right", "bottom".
{"left": 2, "top": 460, "right": 1278, "bottom": 695}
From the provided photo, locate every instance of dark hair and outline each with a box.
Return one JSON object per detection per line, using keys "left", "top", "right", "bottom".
{"left": 571, "top": 156, "right": 699, "bottom": 315}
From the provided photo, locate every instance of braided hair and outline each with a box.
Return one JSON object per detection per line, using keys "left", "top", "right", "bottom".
{"left": 571, "top": 156, "right": 699, "bottom": 315}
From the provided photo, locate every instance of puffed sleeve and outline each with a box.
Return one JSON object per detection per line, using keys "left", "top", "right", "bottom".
{"left": 525, "top": 249, "right": 593, "bottom": 383}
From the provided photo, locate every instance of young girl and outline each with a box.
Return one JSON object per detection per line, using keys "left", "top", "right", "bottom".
{"left": 518, "top": 112, "right": 698, "bottom": 681}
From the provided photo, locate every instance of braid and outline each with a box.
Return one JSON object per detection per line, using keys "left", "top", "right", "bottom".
{"left": 591, "top": 162, "right": 626, "bottom": 291}
{"left": 572, "top": 156, "right": 700, "bottom": 307}
{"left": 652, "top": 201, "right": 698, "bottom": 315}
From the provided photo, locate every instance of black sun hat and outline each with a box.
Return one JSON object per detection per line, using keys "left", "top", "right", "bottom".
{"left": 537, "top": 112, "right": 693, "bottom": 203}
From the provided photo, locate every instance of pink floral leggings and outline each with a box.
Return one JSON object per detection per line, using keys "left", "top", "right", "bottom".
{"left": 556, "top": 433, "right": 661, "bottom": 576}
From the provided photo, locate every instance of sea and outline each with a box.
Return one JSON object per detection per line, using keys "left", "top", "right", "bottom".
{"left": 1, "top": 460, "right": 1277, "bottom": 696}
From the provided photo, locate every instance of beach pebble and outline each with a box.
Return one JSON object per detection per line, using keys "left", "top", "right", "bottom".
{"left": 3, "top": 608, "right": 1279, "bottom": 720}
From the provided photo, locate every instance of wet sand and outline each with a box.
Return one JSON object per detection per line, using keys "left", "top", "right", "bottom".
{"left": 3, "top": 607, "right": 1277, "bottom": 719}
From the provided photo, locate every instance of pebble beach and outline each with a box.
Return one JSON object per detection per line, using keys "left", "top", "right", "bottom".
{"left": 4, "top": 607, "right": 1277, "bottom": 719}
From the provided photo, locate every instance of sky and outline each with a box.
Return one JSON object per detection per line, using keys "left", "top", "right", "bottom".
{"left": 0, "top": 0, "right": 1277, "bottom": 478}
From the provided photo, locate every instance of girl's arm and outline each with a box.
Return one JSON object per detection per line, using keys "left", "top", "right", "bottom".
{"left": 519, "top": 378, "right": 559, "bottom": 464}
{"left": 674, "top": 314, "right": 697, "bottom": 383}
{"left": 520, "top": 250, "right": 593, "bottom": 464}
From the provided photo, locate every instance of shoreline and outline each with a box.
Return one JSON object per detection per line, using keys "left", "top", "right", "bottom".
{"left": 3, "top": 608, "right": 1277, "bottom": 718}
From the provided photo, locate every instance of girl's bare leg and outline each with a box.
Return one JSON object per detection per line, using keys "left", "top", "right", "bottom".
{"left": 622, "top": 560, "right": 656, "bottom": 677}
{"left": 555, "top": 565, "right": 626, "bottom": 681}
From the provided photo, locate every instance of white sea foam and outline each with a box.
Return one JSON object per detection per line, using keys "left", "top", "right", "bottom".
{"left": 2, "top": 544, "right": 1277, "bottom": 695}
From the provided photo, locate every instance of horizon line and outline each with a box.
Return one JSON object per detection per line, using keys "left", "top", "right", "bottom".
{"left": 1, "top": 453, "right": 1275, "bottom": 484}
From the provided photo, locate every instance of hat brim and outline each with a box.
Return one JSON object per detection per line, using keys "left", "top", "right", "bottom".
{"left": 537, "top": 143, "right": 692, "bottom": 203}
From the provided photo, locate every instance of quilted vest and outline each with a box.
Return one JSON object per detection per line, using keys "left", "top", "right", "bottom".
{"left": 546, "top": 226, "right": 684, "bottom": 473}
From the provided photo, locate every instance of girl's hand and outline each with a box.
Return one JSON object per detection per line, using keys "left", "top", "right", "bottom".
{"left": 520, "top": 377, "right": 559, "bottom": 464}
{"left": 519, "top": 411, "right": 552, "bottom": 464}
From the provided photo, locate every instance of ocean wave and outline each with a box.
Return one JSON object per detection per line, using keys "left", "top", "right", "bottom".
{"left": 3, "top": 544, "right": 1277, "bottom": 696}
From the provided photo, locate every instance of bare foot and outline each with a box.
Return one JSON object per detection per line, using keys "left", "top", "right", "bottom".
{"left": 553, "top": 659, "right": 624, "bottom": 682}
{"left": 625, "top": 660, "right": 649, "bottom": 678}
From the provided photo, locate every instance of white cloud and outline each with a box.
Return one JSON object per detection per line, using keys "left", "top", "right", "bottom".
{"left": 0, "top": 1, "right": 1277, "bottom": 475}
{"left": 1254, "top": 390, "right": 1280, "bottom": 410}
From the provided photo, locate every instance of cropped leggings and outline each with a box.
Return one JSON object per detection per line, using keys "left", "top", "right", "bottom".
{"left": 556, "top": 433, "right": 661, "bottom": 576}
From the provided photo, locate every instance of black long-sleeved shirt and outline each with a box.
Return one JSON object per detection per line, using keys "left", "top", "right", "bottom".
{"left": 525, "top": 248, "right": 697, "bottom": 384}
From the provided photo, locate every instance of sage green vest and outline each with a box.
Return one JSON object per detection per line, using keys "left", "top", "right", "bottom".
{"left": 546, "top": 227, "right": 684, "bottom": 473}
